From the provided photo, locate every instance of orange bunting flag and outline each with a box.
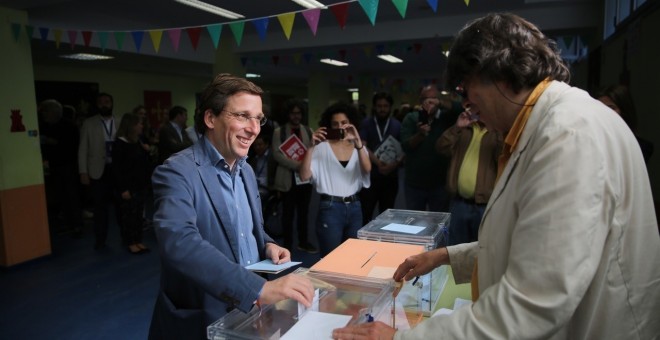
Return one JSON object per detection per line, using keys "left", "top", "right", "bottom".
{"left": 149, "top": 30, "right": 163, "bottom": 52}
{"left": 186, "top": 27, "right": 202, "bottom": 50}
{"left": 277, "top": 12, "right": 295, "bottom": 40}
{"left": 331, "top": 3, "right": 350, "bottom": 29}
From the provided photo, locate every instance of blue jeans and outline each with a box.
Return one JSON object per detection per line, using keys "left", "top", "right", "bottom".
{"left": 447, "top": 197, "right": 486, "bottom": 246}
{"left": 316, "top": 200, "right": 363, "bottom": 257}
{"left": 404, "top": 184, "right": 450, "bottom": 212}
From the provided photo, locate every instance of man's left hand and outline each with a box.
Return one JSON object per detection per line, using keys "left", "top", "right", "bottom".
{"left": 265, "top": 243, "right": 291, "bottom": 264}
{"left": 332, "top": 321, "right": 396, "bottom": 340}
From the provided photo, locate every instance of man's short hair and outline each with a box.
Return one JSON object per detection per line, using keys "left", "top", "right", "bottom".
{"left": 372, "top": 92, "right": 394, "bottom": 107}
{"left": 195, "top": 73, "right": 263, "bottom": 135}
{"left": 169, "top": 105, "right": 187, "bottom": 121}
{"left": 445, "top": 13, "right": 570, "bottom": 94}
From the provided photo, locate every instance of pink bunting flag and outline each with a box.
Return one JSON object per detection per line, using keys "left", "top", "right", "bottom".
{"left": 67, "top": 30, "right": 78, "bottom": 49}
{"left": 302, "top": 9, "right": 321, "bottom": 36}
{"left": 168, "top": 29, "right": 182, "bottom": 52}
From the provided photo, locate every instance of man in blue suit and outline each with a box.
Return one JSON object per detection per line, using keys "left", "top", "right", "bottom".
{"left": 148, "top": 74, "right": 314, "bottom": 340}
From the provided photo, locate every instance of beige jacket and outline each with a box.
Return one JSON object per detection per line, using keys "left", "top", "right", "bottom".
{"left": 397, "top": 82, "right": 660, "bottom": 339}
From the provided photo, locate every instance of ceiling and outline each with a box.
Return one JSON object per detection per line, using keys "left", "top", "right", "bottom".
{"left": 2, "top": 0, "right": 603, "bottom": 88}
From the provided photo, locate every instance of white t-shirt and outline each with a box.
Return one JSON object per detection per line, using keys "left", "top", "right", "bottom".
{"left": 310, "top": 142, "right": 370, "bottom": 197}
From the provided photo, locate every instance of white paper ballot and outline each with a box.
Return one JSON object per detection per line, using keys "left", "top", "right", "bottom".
{"left": 380, "top": 223, "right": 426, "bottom": 234}
{"left": 282, "top": 311, "right": 352, "bottom": 340}
{"left": 298, "top": 289, "right": 320, "bottom": 319}
{"left": 245, "top": 259, "right": 302, "bottom": 274}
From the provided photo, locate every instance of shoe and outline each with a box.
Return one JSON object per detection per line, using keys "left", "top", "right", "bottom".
{"left": 297, "top": 242, "right": 318, "bottom": 254}
{"left": 136, "top": 243, "right": 150, "bottom": 252}
{"left": 128, "top": 244, "right": 147, "bottom": 255}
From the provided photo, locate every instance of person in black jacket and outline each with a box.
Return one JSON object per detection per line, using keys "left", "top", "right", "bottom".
{"left": 112, "top": 113, "right": 151, "bottom": 254}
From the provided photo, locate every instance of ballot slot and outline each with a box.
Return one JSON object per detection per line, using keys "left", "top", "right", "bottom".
{"left": 207, "top": 268, "right": 394, "bottom": 340}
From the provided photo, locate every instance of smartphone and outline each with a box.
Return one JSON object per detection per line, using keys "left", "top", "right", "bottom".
{"left": 418, "top": 111, "right": 429, "bottom": 125}
{"left": 326, "top": 128, "right": 345, "bottom": 140}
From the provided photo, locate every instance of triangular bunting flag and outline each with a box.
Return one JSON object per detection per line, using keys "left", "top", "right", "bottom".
{"left": 98, "top": 31, "right": 109, "bottom": 51}
{"left": 39, "top": 27, "right": 49, "bottom": 43}
{"left": 464, "top": 0, "right": 470, "bottom": 6}
{"left": 82, "top": 31, "right": 93, "bottom": 47}
{"left": 11, "top": 23, "right": 21, "bottom": 42}
{"left": 392, "top": 0, "right": 408, "bottom": 18}
{"left": 339, "top": 49, "right": 347, "bottom": 61}
{"left": 426, "top": 0, "right": 438, "bottom": 12}
{"left": 207, "top": 24, "right": 222, "bottom": 49}
{"left": 26, "top": 25, "right": 35, "bottom": 40}
{"left": 277, "top": 13, "right": 295, "bottom": 40}
{"left": 302, "top": 9, "right": 321, "bottom": 36}
{"left": 186, "top": 27, "right": 202, "bottom": 50}
{"left": 252, "top": 18, "right": 269, "bottom": 41}
{"left": 67, "top": 30, "right": 78, "bottom": 49}
{"left": 331, "top": 3, "right": 350, "bottom": 29}
{"left": 167, "top": 29, "right": 182, "bottom": 52}
{"left": 562, "top": 36, "right": 575, "bottom": 50}
{"left": 358, "top": 0, "right": 379, "bottom": 26}
{"left": 293, "top": 53, "right": 302, "bottom": 64}
{"left": 413, "top": 43, "right": 422, "bottom": 54}
{"left": 375, "top": 44, "right": 385, "bottom": 55}
{"left": 54, "top": 29, "right": 63, "bottom": 49}
{"left": 229, "top": 22, "right": 245, "bottom": 46}
{"left": 149, "top": 30, "right": 163, "bottom": 52}
{"left": 114, "top": 32, "right": 126, "bottom": 50}
{"left": 272, "top": 55, "right": 279, "bottom": 65}
{"left": 241, "top": 57, "right": 248, "bottom": 67}
{"left": 132, "top": 31, "right": 145, "bottom": 52}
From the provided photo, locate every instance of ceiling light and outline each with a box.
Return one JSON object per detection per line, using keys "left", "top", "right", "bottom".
{"left": 442, "top": 51, "right": 450, "bottom": 57}
{"left": 320, "top": 58, "right": 348, "bottom": 67}
{"left": 174, "top": 0, "right": 244, "bottom": 19}
{"left": 291, "top": 0, "right": 327, "bottom": 9}
{"left": 347, "top": 88, "right": 359, "bottom": 92}
{"left": 246, "top": 73, "right": 261, "bottom": 78}
{"left": 377, "top": 54, "right": 403, "bottom": 63}
{"left": 60, "top": 53, "right": 114, "bottom": 61}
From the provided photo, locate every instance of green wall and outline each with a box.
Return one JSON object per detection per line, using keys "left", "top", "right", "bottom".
{"left": 0, "top": 7, "right": 43, "bottom": 191}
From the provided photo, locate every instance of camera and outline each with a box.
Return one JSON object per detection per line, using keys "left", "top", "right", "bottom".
{"left": 326, "top": 128, "right": 345, "bottom": 140}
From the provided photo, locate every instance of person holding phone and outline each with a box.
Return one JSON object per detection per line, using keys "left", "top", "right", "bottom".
{"left": 299, "top": 102, "right": 371, "bottom": 257}
{"left": 400, "top": 86, "right": 461, "bottom": 213}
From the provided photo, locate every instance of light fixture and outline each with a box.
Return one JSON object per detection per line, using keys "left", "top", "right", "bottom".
{"left": 60, "top": 53, "right": 114, "bottom": 61}
{"left": 246, "top": 73, "right": 261, "bottom": 78}
{"left": 377, "top": 54, "right": 403, "bottom": 63}
{"left": 442, "top": 51, "right": 450, "bottom": 57}
{"left": 347, "top": 88, "right": 359, "bottom": 92}
{"left": 320, "top": 58, "right": 348, "bottom": 67}
{"left": 174, "top": 0, "right": 244, "bottom": 19}
{"left": 291, "top": 0, "right": 327, "bottom": 9}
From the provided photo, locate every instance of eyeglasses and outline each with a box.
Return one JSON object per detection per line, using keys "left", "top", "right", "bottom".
{"left": 222, "top": 110, "right": 267, "bottom": 126}
{"left": 455, "top": 83, "right": 468, "bottom": 99}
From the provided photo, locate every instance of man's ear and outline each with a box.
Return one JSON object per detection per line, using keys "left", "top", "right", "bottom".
{"left": 204, "top": 109, "right": 216, "bottom": 130}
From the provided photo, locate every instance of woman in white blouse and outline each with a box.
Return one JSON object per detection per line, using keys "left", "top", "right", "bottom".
{"left": 300, "top": 103, "right": 371, "bottom": 256}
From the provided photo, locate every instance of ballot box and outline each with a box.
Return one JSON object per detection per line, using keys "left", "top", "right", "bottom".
{"left": 357, "top": 209, "right": 452, "bottom": 315}
{"left": 207, "top": 268, "right": 395, "bottom": 340}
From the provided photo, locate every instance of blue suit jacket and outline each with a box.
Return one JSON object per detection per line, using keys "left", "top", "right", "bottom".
{"left": 148, "top": 138, "right": 274, "bottom": 340}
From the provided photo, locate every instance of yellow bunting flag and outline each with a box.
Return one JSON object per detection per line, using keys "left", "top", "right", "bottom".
{"left": 277, "top": 13, "right": 295, "bottom": 40}
{"left": 149, "top": 30, "right": 163, "bottom": 52}
{"left": 54, "top": 29, "right": 62, "bottom": 49}
{"left": 464, "top": 0, "right": 470, "bottom": 6}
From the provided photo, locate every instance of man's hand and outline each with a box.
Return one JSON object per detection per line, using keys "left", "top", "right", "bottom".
{"left": 259, "top": 273, "right": 315, "bottom": 307}
{"left": 393, "top": 248, "right": 449, "bottom": 283}
{"left": 456, "top": 111, "right": 472, "bottom": 128}
{"left": 377, "top": 160, "right": 398, "bottom": 176}
{"left": 265, "top": 243, "right": 291, "bottom": 264}
{"left": 80, "top": 173, "right": 90, "bottom": 185}
{"left": 332, "top": 321, "right": 396, "bottom": 340}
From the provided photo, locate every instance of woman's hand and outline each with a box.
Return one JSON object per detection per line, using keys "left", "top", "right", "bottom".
{"left": 312, "top": 127, "right": 328, "bottom": 145}
{"left": 340, "top": 123, "right": 360, "bottom": 142}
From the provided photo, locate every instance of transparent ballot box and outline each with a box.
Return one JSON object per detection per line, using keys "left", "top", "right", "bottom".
{"left": 357, "top": 209, "right": 451, "bottom": 315}
{"left": 358, "top": 209, "right": 451, "bottom": 251}
{"left": 207, "top": 268, "right": 394, "bottom": 340}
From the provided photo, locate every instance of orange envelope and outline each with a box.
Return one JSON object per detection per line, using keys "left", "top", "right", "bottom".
{"left": 311, "top": 238, "right": 425, "bottom": 279}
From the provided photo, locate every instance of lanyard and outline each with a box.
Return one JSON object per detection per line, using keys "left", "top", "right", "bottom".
{"left": 101, "top": 117, "right": 114, "bottom": 140}
{"left": 374, "top": 117, "right": 390, "bottom": 143}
